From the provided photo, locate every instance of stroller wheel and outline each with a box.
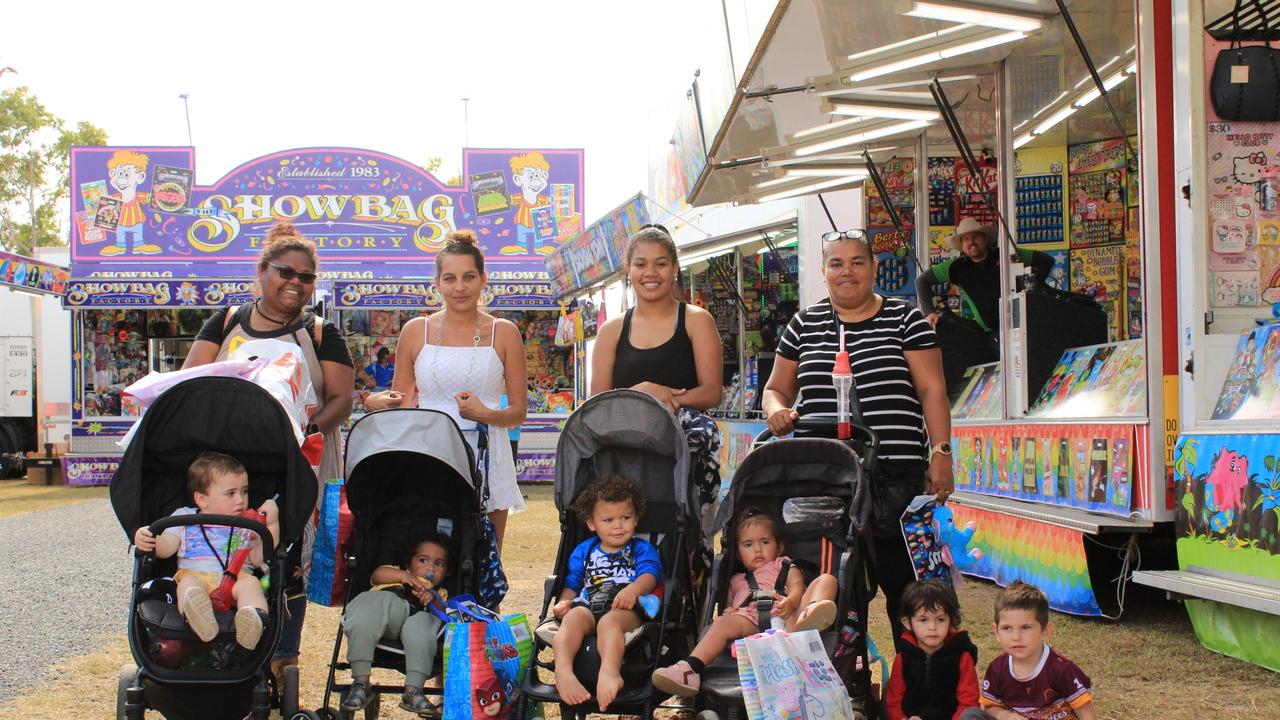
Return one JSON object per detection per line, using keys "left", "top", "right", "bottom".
{"left": 314, "top": 707, "right": 339, "bottom": 720}
{"left": 115, "top": 664, "right": 139, "bottom": 720}
{"left": 280, "top": 663, "right": 300, "bottom": 718}
{"left": 288, "top": 712, "right": 322, "bottom": 720}
{"left": 559, "top": 703, "right": 581, "bottom": 720}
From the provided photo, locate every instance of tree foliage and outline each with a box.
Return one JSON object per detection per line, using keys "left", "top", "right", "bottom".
{"left": 0, "top": 87, "right": 108, "bottom": 256}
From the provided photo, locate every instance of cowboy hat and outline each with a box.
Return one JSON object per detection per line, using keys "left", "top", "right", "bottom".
{"left": 949, "top": 217, "right": 996, "bottom": 250}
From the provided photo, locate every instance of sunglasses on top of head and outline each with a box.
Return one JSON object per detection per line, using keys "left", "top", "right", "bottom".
{"left": 820, "top": 229, "right": 868, "bottom": 243}
{"left": 268, "top": 262, "right": 317, "bottom": 284}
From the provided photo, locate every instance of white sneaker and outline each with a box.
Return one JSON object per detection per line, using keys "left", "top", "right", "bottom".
{"left": 235, "top": 606, "right": 264, "bottom": 650}
{"left": 182, "top": 587, "right": 218, "bottom": 642}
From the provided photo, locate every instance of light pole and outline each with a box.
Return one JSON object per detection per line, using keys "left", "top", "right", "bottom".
{"left": 178, "top": 93, "right": 193, "bottom": 147}
{"left": 462, "top": 97, "right": 470, "bottom": 149}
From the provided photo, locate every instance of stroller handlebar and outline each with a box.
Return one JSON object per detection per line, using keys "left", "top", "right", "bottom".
{"left": 144, "top": 513, "right": 275, "bottom": 562}
{"left": 753, "top": 417, "right": 881, "bottom": 448}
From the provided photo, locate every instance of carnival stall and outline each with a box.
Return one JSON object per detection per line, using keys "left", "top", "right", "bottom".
{"left": 1127, "top": 0, "right": 1280, "bottom": 672}
{"left": 65, "top": 146, "right": 584, "bottom": 483}
{"left": 677, "top": 0, "right": 1174, "bottom": 619}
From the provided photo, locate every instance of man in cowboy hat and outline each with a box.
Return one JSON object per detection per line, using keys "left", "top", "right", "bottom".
{"left": 915, "top": 217, "right": 1054, "bottom": 333}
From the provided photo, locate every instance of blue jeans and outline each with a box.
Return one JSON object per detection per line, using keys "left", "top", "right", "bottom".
{"left": 274, "top": 593, "right": 307, "bottom": 660}
{"left": 116, "top": 222, "right": 143, "bottom": 250}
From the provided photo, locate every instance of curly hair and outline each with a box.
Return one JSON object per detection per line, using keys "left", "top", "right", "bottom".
{"left": 258, "top": 221, "right": 319, "bottom": 270}
{"left": 570, "top": 474, "right": 647, "bottom": 524}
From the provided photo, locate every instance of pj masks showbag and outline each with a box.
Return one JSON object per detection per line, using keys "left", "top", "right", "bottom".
{"left": 442, "top": 600, "right": 533, "bottom": 719}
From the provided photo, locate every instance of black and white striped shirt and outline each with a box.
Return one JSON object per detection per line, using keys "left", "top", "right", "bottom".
{"left": 777, "top": 297, "right": 938, "bottom": 465}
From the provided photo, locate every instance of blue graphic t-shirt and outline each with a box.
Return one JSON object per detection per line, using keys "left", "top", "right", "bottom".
{"left": 563, "top": 537, "right": 661, "bottom": 602}
{"left": 162, "top": 506, "right": 258, "bottom": 574}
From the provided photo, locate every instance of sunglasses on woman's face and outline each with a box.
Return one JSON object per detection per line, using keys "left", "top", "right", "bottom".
{"left": 820, "top": 229, "right": 868, "bottom": 243}
{"left": 268, "top": 262, "right": 317, "bottom": 284}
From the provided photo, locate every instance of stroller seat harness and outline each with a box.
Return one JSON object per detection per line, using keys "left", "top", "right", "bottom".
{"left": 741, "top": 558, "right": 792, "bottom": 632}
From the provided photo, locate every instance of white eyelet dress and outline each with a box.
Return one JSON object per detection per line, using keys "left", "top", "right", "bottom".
{"left": 414, "top": 324, "right": 525, "bottom": 514}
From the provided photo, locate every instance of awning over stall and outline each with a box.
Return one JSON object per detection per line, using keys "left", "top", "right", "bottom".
{"left": 688, "top": 0, "right": 1138, "bottom": 207}
{"left": 545, "top": 193, "right": 649, "bottom": 300}
{"left": 1, "top": 250, "right": 69, "bottom": 297}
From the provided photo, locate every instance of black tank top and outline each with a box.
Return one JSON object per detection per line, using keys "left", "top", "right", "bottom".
{"left": 612, "top": 302, "right": 700, "bottom": 391}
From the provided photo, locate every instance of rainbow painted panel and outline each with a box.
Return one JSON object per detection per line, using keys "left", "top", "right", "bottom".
{"left": 950, "top": 504, "right": 1100, "bottom": 616}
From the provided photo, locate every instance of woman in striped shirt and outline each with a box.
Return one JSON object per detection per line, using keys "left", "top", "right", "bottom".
{"left": 761, "top": 231, "right": 953, "bottom": 628}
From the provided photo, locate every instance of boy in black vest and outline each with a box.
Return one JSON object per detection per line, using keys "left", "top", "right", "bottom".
{"left": 885, "top": 580, "right": 980, "bottom": 720}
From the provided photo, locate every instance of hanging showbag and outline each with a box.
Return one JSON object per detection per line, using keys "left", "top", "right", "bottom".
{"left": 737, "top": 629, "right": 856, "bottom": 720}
{"left": 1210, "top": 1, "right": 1280, "bottom": 121}
{"left": 440, "top": 600, "right": 533, "bottom": 720}
{"left": 306, "top": 480, "right": 354, "bottom": 606}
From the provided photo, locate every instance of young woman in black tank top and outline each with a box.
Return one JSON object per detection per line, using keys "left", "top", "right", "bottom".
{"left": 590, "top": 226, "right": 723, "bottom": 413}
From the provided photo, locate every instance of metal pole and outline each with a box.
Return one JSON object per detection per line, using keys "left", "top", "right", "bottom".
{"left": 179, "top": 93, "right": 193, "bottom": 146}
{"left": 462, "top": 97, "right": 471, "bottom": 148}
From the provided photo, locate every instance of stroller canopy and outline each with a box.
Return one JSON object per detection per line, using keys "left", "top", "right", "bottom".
{"left": 342, "top": 408, "right": 481, "bottom": 515}
{"left": 555, "top": 389, "right": 692, "bottom": 515}
{"left": 714, "top": 437, "right": 870, "bottom": 538}
{"left": 110, "top": 376, "right": 318, "bottom": 546}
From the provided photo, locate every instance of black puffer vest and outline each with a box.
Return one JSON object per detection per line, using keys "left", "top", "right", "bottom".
{"left": 898, "top": 630, "right": 979, "bottom": 720}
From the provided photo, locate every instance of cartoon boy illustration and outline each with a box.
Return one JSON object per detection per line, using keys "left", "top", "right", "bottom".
{"left": 102, "top": 150, "right": 161, "bottom": 256}
{"left": 501, "top": 151, "right": 553, "bottom": 256}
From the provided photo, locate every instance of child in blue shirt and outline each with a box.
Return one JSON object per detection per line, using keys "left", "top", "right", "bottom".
{"left": 553, "top": 474, "right": 661, "bottom": 711}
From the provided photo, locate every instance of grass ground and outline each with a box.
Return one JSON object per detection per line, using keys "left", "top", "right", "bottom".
{"left": 0, "top": 478, "right": 108, "bottom": 520}
{"left": 2, "top": 484, "right": 1278, "bottom": 719}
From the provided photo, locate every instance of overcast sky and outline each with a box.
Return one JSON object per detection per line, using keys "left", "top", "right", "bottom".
{"left": 1, "top": 0, "right": 728, "bottom": 223}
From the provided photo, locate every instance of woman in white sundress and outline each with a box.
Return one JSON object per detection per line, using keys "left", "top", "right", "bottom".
{"left": 364, "top": 230, "right": 528, "bottom": 549}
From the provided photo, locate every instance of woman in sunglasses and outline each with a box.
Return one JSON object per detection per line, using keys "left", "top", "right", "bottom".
{"left": 183, "top": 221, "right": 355, "bottom": 680}
{"left": 761, "top": 229, "right": 952, "bottom": 632}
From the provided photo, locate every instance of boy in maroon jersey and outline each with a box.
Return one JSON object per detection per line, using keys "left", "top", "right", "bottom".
{"left": 964, "top": 582, "right": 1098, "bottom": 720}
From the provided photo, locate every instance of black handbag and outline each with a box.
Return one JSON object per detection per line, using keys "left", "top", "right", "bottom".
{"left": 1210, "top": 0, "right": 1280, "bottom": 121}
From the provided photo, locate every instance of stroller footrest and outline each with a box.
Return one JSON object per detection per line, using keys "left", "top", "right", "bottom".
{"left": 137, "top": 599, "right": 236, "bottom": 639}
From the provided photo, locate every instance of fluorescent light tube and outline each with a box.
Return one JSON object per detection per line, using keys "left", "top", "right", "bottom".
{"left": 1013, "top": 133, "right": 1034, "bottom": 149}
{"left": 825, "top": 100, "right": 941, "bottom": 121}
{"left": 904, "top": 1, "right": 1044, "bottom": 32}
{"left": 847, "top": 23, "right": 975, "bottom": 62}
{"left": 791, "top": 115, "right": 876, "bottom": 140}
{"left": 1031, "top": 104, "right": 1077, "bottom": 136}
{"left": 782, "top": 167, "right": 871, "bottom": 179}
{"left": 848, "top": 30, "right": 1027, "bottom": 82}
{"left": 756, "top": 176, "right": 867, "bottom": 204}
{"left": 793, "top": 119, "right": 933, "bottom": 156}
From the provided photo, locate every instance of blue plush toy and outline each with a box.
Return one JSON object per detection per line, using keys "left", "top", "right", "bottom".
{"left": 933, "top": 504, "right": 984, "bottom": 575}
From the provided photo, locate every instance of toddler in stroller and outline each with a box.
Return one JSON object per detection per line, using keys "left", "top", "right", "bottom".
{"left": 651, "top": 504, "right": 838, "bottom": 696}
{"left": 318, "top": 407, "right": 490, "bottom": 719}
{"left": 112, "top": 376, "right": 317, "bottom": 720}
{"left": 340, "top": 532, "right": 453, "bottom": 717}
{"left": 133, "top": 451, "right": 280, "bottom": 651}
{"left": 521, "top": 388, "right": 700, "bottom": 720}
{"left": 552, "top": 474, "right": 662, "bottom": 710}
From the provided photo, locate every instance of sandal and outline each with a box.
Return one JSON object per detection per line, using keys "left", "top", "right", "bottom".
{"left": 794, "top": 599, "right": 837, "bottom": 633}
{"left": 400, "top": 687, "right": 440, "bottom": 718}
{"left": 341, "top": 680, "right": 374, "bottom": 712}
{"left": 651, "top": 661, "right": 701, "bottom": 697}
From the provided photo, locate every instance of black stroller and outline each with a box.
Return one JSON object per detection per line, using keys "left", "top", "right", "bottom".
{"left": 111, "top": 376, "right": 318, "bottom": 720}
{"left": 690, "top": 419, "right": 878, "bottom": 720}
{"left": 317, "top": 407, "right": 490, "bottom": 719}
{"left": 520, "top": 389, "right": 701, "bottom": 720}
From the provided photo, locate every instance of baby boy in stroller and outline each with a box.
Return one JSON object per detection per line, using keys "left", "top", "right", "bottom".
{"left": 552, "top": 474, "right": 662, "bottom": 711}
{"left": 133, "top": 451, "right": 279, "bottom": 651}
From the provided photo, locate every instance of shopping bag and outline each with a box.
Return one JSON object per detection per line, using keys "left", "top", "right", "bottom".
{"left": 441, "top": 602, "right": 533, "bottom": 720}
{"left": 734, "top": 638, "right": 764, "bottom": 720}
{"left": 739, "top": 629, "right": 855, "bottom": 720}
{"left": 307, "top": 480, "right": 354, "bottom": 606}
{"left": 229, "top": 338, "right": 318, "bottom": 442}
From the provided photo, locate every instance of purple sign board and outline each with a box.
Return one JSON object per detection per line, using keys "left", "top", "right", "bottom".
{"left": 62, "top": 455, "right": 120, "bottom": 486}
{"left": 69, "top": 147, "right": 584, "bottom": 281}
{"left": 63, "top": 277, "right": 257, "bottom": 308}
{"left": 515, "top": 451, "right": 556, "bottom": 484}
{"left": 0, "top": 251, "right": 69, "bottom": 296}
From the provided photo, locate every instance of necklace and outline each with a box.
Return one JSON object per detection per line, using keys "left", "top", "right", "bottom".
{"left": 253, "top": 299, "right": 295, "bottom": 326}
{"left": 428, "top": 309, "right": 485, "bottom": 402}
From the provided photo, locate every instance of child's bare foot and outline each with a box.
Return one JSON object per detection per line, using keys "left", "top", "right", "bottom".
{"left": 555, "top": 666, "right": 591, "bottom": 706}
{"left": 596, "top": 671, "right": 625, "bottom": 711}
{"left": 181, "top": 586, "right": 218, "bottom": 642}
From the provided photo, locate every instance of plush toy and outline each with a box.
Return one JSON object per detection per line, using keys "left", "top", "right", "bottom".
{"left": 933, "top": 504, "right": 983, "bottom": 575}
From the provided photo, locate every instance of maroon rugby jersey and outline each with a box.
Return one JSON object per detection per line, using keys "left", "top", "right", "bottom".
{"left": 979, "top": 645, "right": 1092, "bottom": 720}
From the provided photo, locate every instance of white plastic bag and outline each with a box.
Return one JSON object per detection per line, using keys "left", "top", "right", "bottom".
{"left": 740, "top": 629, "right": 855, "bottom": 720}
{"left": 229, "top": 339, "right": 318, "bottom": 443}
{"left": 122, "top": 357, "right": 266, "bottom": 409}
